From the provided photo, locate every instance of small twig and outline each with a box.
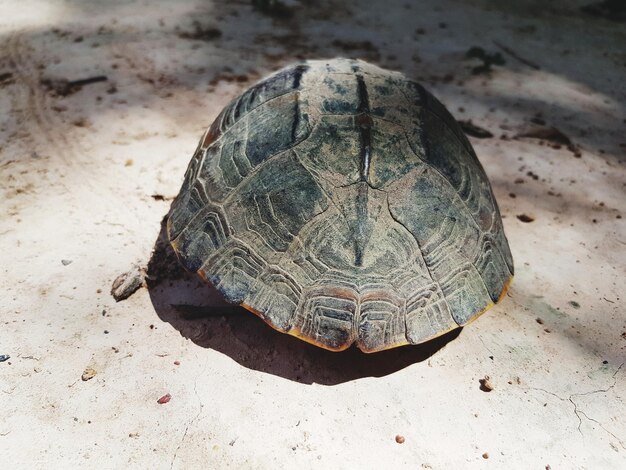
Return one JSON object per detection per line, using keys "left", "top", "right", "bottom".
{"left": 41, "top": 75, "right": 109, "bottom": 97}
{"left": 66, "top": 75, "right": 108, "bottom": 88}
{"left": 493, "top": 41, "right": 540, "bottom": 70}
{"left": 0, "top": 72, "right": 14, "bottom": 84}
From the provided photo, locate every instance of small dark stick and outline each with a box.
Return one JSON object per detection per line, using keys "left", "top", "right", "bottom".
{"left": 493, "top": 41, "right": 541, "bottom": 70}
{"left": 66, "top": 75, "right": 108, "bottom": 88}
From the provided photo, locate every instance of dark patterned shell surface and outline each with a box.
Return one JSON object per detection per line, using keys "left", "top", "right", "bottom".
{"left": 168, "top": 58, "right": 513, "bottom": 352}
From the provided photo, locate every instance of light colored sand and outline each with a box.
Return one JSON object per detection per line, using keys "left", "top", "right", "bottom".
{"left": 1, "top": 0, "right": 624, "bottom": 468}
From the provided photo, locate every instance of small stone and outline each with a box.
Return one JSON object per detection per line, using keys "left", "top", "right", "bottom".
{"left": 479, "top": 376, "right": 494, "bottom": 392}
{"left": 157, "top": 393, "right": 171, "bottom": 404}
{"left": 61, "top": 259, "right": 73, "bottom": 266}
{"left": 174, "top": 360, "right": 180, "bottom": 366}
{"left": 395, "top": 435, "right": 405, "bottom": 444}
{"left": 0, "top": 355, "right": 10, "bottom": 363}
{"left": 81, "top": 367, "right": 97, "bottom": 381}
{"left": 536, "top": 318, "right": 544, "bottom": 324}
{"left": 111, "top": 265, "right": 145, "bottom": 302}
{"left": 482, "top": 452, "right": 489, "bottom": 459}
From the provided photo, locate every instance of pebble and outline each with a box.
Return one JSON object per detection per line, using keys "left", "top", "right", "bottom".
{"left": 81, "top": 367, "right": 97, "bottom": 381}
{"left": 157, "top": 393, "right": 171, "bottom": 404}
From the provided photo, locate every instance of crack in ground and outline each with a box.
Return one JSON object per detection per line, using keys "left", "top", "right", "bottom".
{"left": 476, "top": 334, "right": 495, "bottom": 357}
{"left": 169, "top": 357, "right": 208, "bottom": 470}
{"left": 525, "top": 362, "right": 625, "bottom": 449}
{"left": 575, "top": 407, "right": 626, "bottom": 451}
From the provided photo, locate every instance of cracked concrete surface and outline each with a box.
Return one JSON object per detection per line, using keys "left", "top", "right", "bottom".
{"left": 1, "top": 0, "right": 624, "bottom": 468}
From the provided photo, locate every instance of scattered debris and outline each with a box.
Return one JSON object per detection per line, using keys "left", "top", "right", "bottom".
{"left": 252, "top": 0, "right": 295, "bottom": 19}
{"left": 465, "top": 46, "right": 505, "bottom": 74}
{"left": 41, "top": 75, "right": 108, "bottom": 97}
{"left": 178, "top": 22, "right": 222, "bottom": 41}
{"left": 110, "top": 264, "right": 145, "bottom": 302}
{"left": 157, "top": 393, "right": 171, "bottom": 404}
{"left": 516, "top": 214, "right": 535, "bottom": 223}
{"left": 0, "top": 355, "right": 10, "bottom": 363}
{"left": 395, "top": 435, "right": 405, "bottom": 444}
{"left": 150, "top": 194, "right": 170, "bottom": 201}
{"left": 457, "top": 120, "right": 493, "bottom": 138}
{"left": 81, "top": 367, "right": 97, "bottom": 381}
{"left": 229, "top": 437, "right": 238, "bottom": 446}
{"left": 124, "top": 159, "right": 133, "bottom": 167}
{"left": 581, "top": 0, "right": 626, "bottom": 22}
{"left": 128, "top": 432, "right": 140, "bottom": 438}
{"left": 0, "top": 72, "right": 14, "bottom": 86}
{"left": 61, "top": 259, "right": 73, "bottom": 266}
{"left": 479, "top": 376, "right": 494, "bottom": 392}
{"left": 515, "top": 126, "right": 581, "bottom": 157}
{"left": 526, "top": 171, "right": 539, "bottom": 180}
{"left": 493, "top": 41, "right": 540, "bottom": 70}
{"left": 72, "top": 118, "right": 89, "bottom": 128}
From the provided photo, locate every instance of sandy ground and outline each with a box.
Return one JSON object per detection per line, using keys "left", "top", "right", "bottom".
{"left": 1, "top": 0, "right": 625, "bottom": 468}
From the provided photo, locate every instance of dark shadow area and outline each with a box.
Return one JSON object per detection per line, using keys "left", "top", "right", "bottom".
{"left": 147, "top": 214, "right": 461, "bottom": 385}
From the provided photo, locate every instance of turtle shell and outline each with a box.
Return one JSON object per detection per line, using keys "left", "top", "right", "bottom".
{"left": 168, "top": 58, "right": 513, "bottom": 352}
